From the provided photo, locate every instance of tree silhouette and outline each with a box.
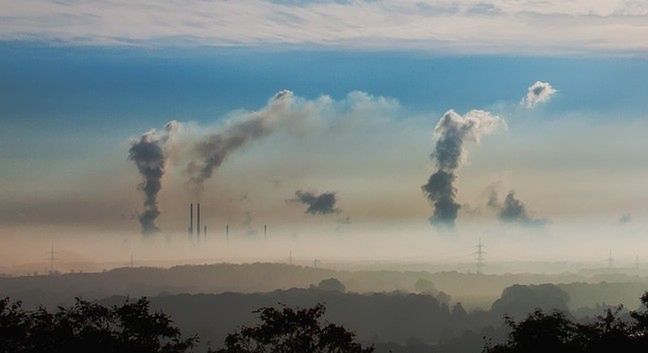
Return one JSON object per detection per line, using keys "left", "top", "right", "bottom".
{"left": 317, "top": 278, "right": 347, "bottom": 292}
{"left": 485, "top": 291, "right": 648, "bottom": 353}
{"left": 213, "top": 303, "right": 373, "bottom": 353}
{"left": 0, "top": 297, "right": 196, "bottom": 353}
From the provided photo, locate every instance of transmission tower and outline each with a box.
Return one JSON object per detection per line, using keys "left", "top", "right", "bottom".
{"left": 474, "top": 238, "right": 486, "bottom": 274}
{"left": 47, "top": 245, "right": 59, "bottom": 274}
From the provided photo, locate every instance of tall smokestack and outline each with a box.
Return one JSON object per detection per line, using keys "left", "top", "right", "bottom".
{"left": 197, "top": 203, "right": 201, "bottom": 238}
{"left": 264, "top": 224, "right": 267, "bottom": 239}
{"left": 204, "top": 225, "right": 207, "bottom": 240}
{"left": 188, "top": 203, "right": 193, "bottom": 240}
{"left": 226, "top": 224, "right": 229, "bottom": 243}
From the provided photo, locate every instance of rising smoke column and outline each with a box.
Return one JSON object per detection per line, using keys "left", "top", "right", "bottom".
{"left": 128, "top": 121, "right": 179, "bottom": 234}
{"left": 486, "top": 186, "right": 547, "bottom": 226}
{"left": 290, "top": 190, "right": 341, "bottom": 215}
{"left": 500, "top": 191, "right": 532, "bottom": 223}
{"left": 499, "top": 191, "right": 547, "bottom": 226}
{"left": 422, "top": 110, "right": 504, "bottom": 226}
{"left": 185, "top": 90, "right": 295, "bottom": 197}
{"left": 422, "top": 170, "right": 459, "bottom": 224}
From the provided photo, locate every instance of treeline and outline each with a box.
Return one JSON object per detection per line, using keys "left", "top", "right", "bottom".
{"left": 3, "top": 263, "right": 642, "bottom": 309}
{"left": 2, "top": 279, "right": 641, "bottom": 350}
{"left": 100, "top": 287, "right": 492, "bottom": 347}
{"left": 0, "top": 297, "right": 372, "bottom": 353}
{"left": 4, "top": 292, "right": 648, "bottom": 353}
{"left": 486, "top": 292, "right": 648, "bottom": 353}
{"left": 0, "top": 297, "right": 197, "bottom": 353}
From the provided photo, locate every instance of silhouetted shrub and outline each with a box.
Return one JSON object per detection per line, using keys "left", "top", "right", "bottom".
{"left": 317, "top": 278, "right": 347, "bottom": 292}
{"left": 213, "top": 303, "right": 373, "bottom": 353}
{"left": 485, "top": 291, "right": 648, "bottom": 353}
{"left": 0, "top": 297, "right": 196, "bottom": 353}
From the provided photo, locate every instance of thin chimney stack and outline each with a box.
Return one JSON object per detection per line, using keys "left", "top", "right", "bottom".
{"left": 188, "top": 203, "right": 194, "bottom": 240}
{"left": 197, "top": 203, "right": 201, "bottom": 238}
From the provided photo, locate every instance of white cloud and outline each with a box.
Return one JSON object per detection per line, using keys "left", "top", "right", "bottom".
{"left": 522, "top": 81, "right": 557, "bottom": 109}
{"left": 1, "top": 1, "right": 648, "bottom": 54}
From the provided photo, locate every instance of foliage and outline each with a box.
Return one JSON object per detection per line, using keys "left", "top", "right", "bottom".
{"left": 0, "top": 297, "right": 197, "bottom": 353}
{"left": 317, "top": 278, "right": 347, "bottom": 292}
{"left": 485, "top": 291, "right": 648, "bottom": 353}
{"left": 213, "top": 303, "right": 373, "bottom": 353}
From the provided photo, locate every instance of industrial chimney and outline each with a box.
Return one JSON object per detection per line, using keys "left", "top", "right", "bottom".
{"left": 188, "top": 203, "right": 193, "bottom": 240}
{"left": 197, "top": 203, "right": 201, "bottom": 238}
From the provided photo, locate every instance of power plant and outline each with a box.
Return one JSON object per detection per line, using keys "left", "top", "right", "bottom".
{"left": 185, "top": 204, "right": 272, "bottom": 244}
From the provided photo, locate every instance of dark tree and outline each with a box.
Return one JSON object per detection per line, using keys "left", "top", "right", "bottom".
{"left": 317, "top": 278, "right": 347, "bottom": 292}
{"left": 486, "top": 310, "right": 580, "bottom": 353}
{"left": 573, "top": 306, "right": 631, "bottom": 353}
{"left": 0, "top": 297, "right": 197, "bottom": 353}
{"left": 631, "top": 292, "right": 648, "bottom": 340}
{"left": 485, "top": 291, "right": 648, "bottom": 353}
{"left": 214, "top": 304, "right": 373, "bottom": 353}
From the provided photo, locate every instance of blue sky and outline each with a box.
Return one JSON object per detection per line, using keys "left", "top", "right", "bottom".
{"left": 3, "top": 44, "right": 648, "bottom": 128}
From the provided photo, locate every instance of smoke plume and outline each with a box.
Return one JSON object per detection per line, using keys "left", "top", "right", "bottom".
{"left": 522, "top": 81, "right": 556, "bottom": 109}
{"left": 185, "top": 90, "right": 296, "bottom": 197}
{"left": 618, "top": 213, "right": 632, "bottom": 224}
{"left": 290, "top": 190, "right": 341, "bottom": 215}
{"left": 422, "top": 170, "right": 459, "bottom": 225}
{"left": 422, "top": 110, "right": 504, "bottom": 226}
{"left": 487, "top": 187, "right": 547, "bottom": 226}
{"left": 128, "top": 121, "right": 180, "bottom": 234}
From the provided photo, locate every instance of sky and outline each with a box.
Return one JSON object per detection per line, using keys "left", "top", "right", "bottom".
{"left": 1, "top": 0, "right": 648, "bottom": 267}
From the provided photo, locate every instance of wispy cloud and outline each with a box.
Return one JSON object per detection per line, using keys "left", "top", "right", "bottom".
{"left": 522, "top": 81, "right": 557, "bottom": 109}
{"left": 1, "top": 0, "right": 648, "bottom": 54}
